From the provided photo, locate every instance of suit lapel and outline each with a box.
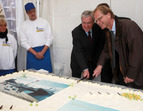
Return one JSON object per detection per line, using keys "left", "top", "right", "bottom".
{"left": 115, "top": 17, "right": 122, "bottom": 41}
{"left": 80, "top": 26, "right": 91, "bottom": 47}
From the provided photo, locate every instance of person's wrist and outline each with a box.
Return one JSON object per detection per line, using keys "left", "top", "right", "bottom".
{"left": 97, "top": 65, "right": 103, "bottom": 69}
{"left": 40, "top": 50, "right": 45, "bottom": 55}
{"left": 83, "top": 68, "right": 88, "bottom": 72}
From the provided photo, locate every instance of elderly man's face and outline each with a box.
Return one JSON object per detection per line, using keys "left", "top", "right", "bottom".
{"left": 27, "top": 9, "right": 37, "bottom": 21}
{"left": 94, "top": 10, "right": 109, "bottom": 30}
{"left": 82, "top": 16, "right": 94, "bottom": 32}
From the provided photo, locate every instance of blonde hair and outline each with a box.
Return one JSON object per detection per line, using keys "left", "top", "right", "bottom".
{"left": 0, "top": 19, "right": 7, "bottom": 25}
{"left": 97, "top": 3, "right": 110, "bottom": 8}
{"left": 93, "top": 5, "right": 114, "bottom": 19}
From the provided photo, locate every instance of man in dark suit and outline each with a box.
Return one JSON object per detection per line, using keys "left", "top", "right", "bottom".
{"left": 93, "top": 5, "right": 143, "bottom": 89}
{"left": 70, "top": 10, "right": 112, "bottom": 81}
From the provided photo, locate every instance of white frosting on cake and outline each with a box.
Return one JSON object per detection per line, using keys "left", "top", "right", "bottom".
{"left": 0, "top": 70, "right": 143, "bottom": 111}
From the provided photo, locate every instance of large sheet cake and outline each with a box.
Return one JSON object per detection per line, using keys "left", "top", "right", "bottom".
{"left": 0, "top": 70, "right": 143, "bottom": 111}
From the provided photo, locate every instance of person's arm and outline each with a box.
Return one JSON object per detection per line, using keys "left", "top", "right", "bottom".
{"left": 20, "top": 25, "right": 31, "bottom": 50}
{"left": 92, "top": 30, "right": 110, "bottom": 78}
{"left": 11, "top": 34, "right": 17, "bottom": 59}
{"left": 96, "top": 30, "right": 110, "bottom": 66}
{"left": 20, "top": 24, "right": 43, "bottom": 59}
{"left": 124, "top": 21, "right": 143, "bottom": 83}
{"left": 44, "top": 20, "right": 53, "bottom": 47}
{"left": 37, "top": 45, "right": 49, "bottom": 58}
{"left": 93, "top": 65, "right": 103, "bottom": 78}
{"left": 124, "top": 77, "right": 134, "bottom": 84}
{"left": 72, "top": 30, "right": 88, "bottom": 76}
{"left": 82, "top": 69, "right": 90, "bottom": 79}
{"left": 28, "top": 47, "right": 43, "bottom": 59}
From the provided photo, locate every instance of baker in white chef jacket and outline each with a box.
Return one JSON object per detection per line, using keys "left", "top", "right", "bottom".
{"left": 0, "top": 19, "right": 17, "bottom": 75}
{"left": 20, "top": 3, "right": 53, "bottom": 72}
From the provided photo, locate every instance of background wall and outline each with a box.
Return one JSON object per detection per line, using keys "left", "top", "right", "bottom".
{"left": 111, "top": 0, "right": 143, "bottom": 30}
{"left": 39, "top": 0, "right": 143, "bottom": 77}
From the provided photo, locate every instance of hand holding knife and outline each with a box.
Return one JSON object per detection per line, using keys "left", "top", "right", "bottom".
{"left": 77, "top": 69, "right": 90, "bottom": 83}
{"left": 77, "top": 76, "right": 87, "bottom": 83}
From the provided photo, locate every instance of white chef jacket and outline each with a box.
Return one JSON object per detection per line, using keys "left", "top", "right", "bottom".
{"left": 20, "top": 17, "right": 53, "bottom": 50}
{"left": 0, "top": 34, "right": 17, "bottom": 70}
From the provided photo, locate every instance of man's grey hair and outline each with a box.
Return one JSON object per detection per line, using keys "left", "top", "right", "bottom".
{"left": 81, "top": 10, "right": 94, "bottom": 21}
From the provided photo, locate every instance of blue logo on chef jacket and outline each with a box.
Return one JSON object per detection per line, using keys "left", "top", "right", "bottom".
{"left": 36, "top": 27, "right": 44, "bottom": 32}
{"left": 2, "top": 41, "right": 10, "bottom": 46}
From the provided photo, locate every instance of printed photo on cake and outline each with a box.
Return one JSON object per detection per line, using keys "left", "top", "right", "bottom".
{"left": 0, "top": 75, "right": 69, "bottom": 102}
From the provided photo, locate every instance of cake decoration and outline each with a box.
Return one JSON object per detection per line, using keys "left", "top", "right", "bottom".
{"left": 68, "top": 83, "right": 74, "bottom": 87}
{"left": 10, "top": 105, "right": 13, "bottom": 109}
{"left": 0, "top": 105, "right": 3, "bottom": 109}
{"left": 121, "top": 93, "right": 143, "bottom": 101}
{"left": 69, "top": 95, "right": 77, "bottom": 100}
{"left": 30, "top": 101, "right": 38, "bottom": 106}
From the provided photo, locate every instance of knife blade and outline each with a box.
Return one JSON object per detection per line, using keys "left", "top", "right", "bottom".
{"left": 90, "top": 75, "right": 96, "bottom": 82}
{"left": 77, "top": 76, "right": 87, "bottom": 83}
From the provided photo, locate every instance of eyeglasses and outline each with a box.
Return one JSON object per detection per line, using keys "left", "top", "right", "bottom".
{"left": 95, "top": 15, "right": 104, "bottom": 23}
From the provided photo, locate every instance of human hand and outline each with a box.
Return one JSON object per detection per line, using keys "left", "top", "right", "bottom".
{"left": 83, "top": 69, "right": 90, "bottom": 79}
{"left": 35, "top": 52, "right": 44, "bottom": 59}
{"left": 93, "top": 65, "right": 102, "bottom": 78}
{"left": 28, "top": 48, "right": 44, "bottom": 59}
{"left": 37, "top": 52, "right": 44, "bottom": 59}
{"left": 124, "top": 76, "right": 134, "bottom": 84}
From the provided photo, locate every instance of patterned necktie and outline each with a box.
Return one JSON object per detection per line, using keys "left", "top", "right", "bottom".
{"left": 110, "top": 31, "right": 116, "bottom": 69}
{"left": 88, "top": 31, "right": 92, "bottom": 45}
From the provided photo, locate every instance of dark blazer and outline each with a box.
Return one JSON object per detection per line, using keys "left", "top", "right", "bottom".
{"left": 70, "top": 23, "right": 109, "bottom": 79}
{"left": 98, "top": 16, "right": 143, "bottom": 86}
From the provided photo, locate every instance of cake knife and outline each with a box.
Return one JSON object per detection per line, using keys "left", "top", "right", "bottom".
{"left": 77, "top": 76, "right": 87, "bottom": 83}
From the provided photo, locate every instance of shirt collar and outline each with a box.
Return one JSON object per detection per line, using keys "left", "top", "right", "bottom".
{"left": 86, "top": 29, "right": 92, "bottom": 36}
{"left": 111, "top": 20, "right": 116, "bottom": 35}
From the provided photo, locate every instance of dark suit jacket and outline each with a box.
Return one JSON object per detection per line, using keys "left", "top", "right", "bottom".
{"left": 98, "top": 16, "right": 143, "bottom": 86}
{"left": 70, "top": 23, "right": 106, "bottom": 78}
